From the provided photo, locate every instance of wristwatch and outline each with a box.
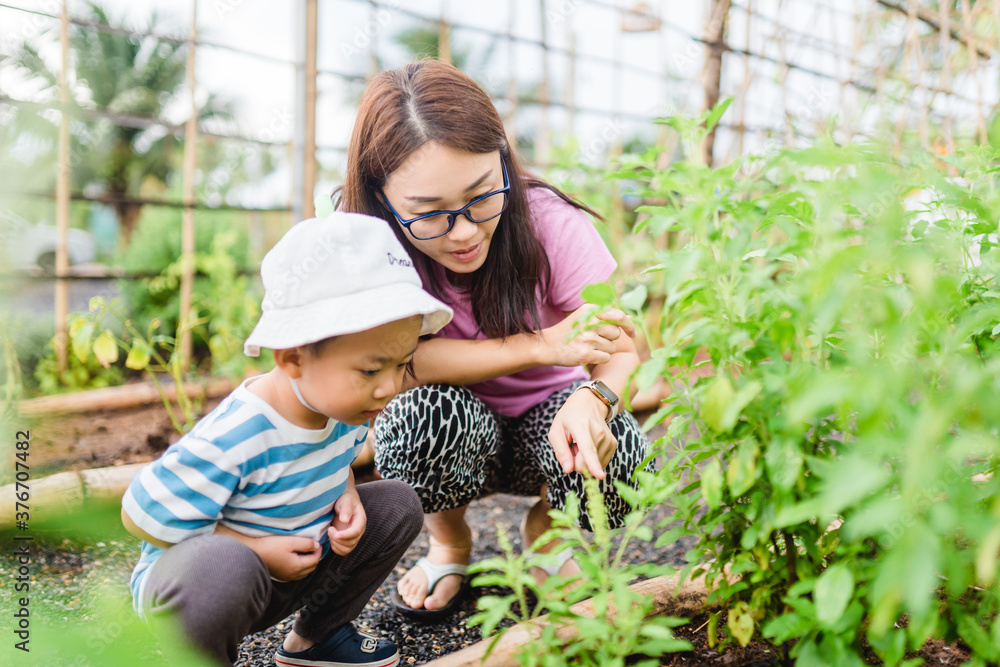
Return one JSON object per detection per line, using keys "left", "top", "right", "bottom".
{"left": 577, "top": 380, "right": 619, "bottom": 423}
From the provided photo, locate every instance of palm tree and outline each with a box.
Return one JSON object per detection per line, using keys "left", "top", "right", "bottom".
{"left": 7, "top": 1, "right": 231, "bottom": 243}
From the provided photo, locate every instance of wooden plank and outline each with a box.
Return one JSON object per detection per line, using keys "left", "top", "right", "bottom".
{"left": 422, "top": 572, "right": 716, "bottom": 667}
{"left": 17, "top": 378, "right": 234, "bottom": 416}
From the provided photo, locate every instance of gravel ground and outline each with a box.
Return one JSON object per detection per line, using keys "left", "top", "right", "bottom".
{"left": 0, "top": 491, "right": 690, "bottom": 666}
{"left": 234, "top": 491, "right": 692, "bottom": 666}
{"left": 0, "top": 488, "right": 972, "bottom": 666}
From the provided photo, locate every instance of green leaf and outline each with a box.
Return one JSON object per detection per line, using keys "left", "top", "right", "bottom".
{"left": 581, "top": 282, "right": 616, "bottom": 307}
{"left": 764, "top": 437, "right": 803, "bottom": 492}
{"left": 727, "top": 600, "right": 755, "bottom": 647}
{"left": 726, "top": 437, "right": 760, "bottom": 497}
{"left": 702, "top": 376, "right": 761, "bottom": 433}
{"left": 819, "top": 453, "right": 889, "bottom": 515}
{"left": 704, "top": 97, "right": 734, "bottom": 132}
{"left": 620, "top": 284, "right": 648, "bottom": 311}
{"left": 125, "top": 338, "right": 152, "bottom": 371}
{"left": 814, "top": 563, "right": 855, "bottom": 628}
{"left": 635, "top": 355, "right": 667, "bottom": 393}
{"left": 92, "top": 331, "right": 119, "bottom": 368}
{"left": 701, "top": 376, "right": 734, "bottom": 433}
{"left": 763, "top": 613, "right": 812, "bottom": 643}
{"left": 70, "top": 320, "right": 96, "bottom": 363}
{"left": 957, "top": 615, "right": 1000, "bottom": 661}
{"left": 701, "top": 460, "right": 724, "bottom": 508}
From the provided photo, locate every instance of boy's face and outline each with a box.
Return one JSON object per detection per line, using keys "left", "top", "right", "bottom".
{"left": 296, "top": 316, "right": 422, "bottom": 425}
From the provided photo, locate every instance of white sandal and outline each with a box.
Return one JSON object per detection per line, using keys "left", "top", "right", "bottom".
{"left": 528, "top": 546, "right": 575, "bottom": 577}
{"left": 390, "top": 557, "right": 469, "bottom": 622}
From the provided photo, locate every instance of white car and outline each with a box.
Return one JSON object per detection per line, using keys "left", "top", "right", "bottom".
{"left": 0, "top": 210, "right": 97, "bottom": 274}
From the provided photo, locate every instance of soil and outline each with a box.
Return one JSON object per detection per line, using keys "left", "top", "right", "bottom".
{"left": 9, "top": 399, "right": 974, "bottom": 666}
{"left": 6, "top": 394, "right": 226, "bottom": 483}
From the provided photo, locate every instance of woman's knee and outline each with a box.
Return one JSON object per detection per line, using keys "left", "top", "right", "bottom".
{"left": 374, "top": 385, "right": 498, "bottom": 486}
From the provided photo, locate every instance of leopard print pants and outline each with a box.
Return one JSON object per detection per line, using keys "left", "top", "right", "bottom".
{"left": 373, "top": 382, "right": 654, "bottom": 531}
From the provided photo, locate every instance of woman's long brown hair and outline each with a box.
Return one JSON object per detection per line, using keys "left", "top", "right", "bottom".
{"left": 336, "top": 60, "right": 601, "bottom": 339}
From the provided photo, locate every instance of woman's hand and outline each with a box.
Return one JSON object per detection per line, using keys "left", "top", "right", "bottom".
{"left": 540, "top": 305, "right": 636, "bottom": 367}
{"left": 548, "top": 388, "right": 619, "bottom": 480}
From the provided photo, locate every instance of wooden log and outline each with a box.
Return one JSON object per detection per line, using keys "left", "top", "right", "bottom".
{"left": 17, "top": 377, "right": 234, "bottom": 416}
{"left": 80, "top": 463, "right": 147, "bottom": 505}
{"left": 422, "top": 572, "right": 716, "bottom": 667}
{"left": 1, "top": 471, "right": 83, "bottom": 528}
{"left": 0, "top": 463, "right": 146, "bottom": 529}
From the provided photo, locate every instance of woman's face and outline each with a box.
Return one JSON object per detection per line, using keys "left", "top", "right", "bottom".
{"left": 382, "top": 143, "right": 504, "bottom": 274}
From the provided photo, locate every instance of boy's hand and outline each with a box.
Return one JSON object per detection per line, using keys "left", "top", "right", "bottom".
{"left": 252, "top": 535, "right": 323, "bottom": 581}
{"left": 328, "top": 490, "right": 366, "bottom": 556}
{"left": 215, "top": 524, "right": 321, "bottom": 581}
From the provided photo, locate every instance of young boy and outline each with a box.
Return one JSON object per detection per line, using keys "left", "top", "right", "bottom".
{"left": 121, "top": 213, "right": 452, "bottom": 667}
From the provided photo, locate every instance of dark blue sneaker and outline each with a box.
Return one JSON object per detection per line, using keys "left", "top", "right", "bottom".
{"left": 274, "top": 624, "right": 400, "bottom": 667}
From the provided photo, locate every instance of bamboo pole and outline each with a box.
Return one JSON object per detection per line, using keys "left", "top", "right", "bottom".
{"left": 701, "top": 0, "right": 731, "bottom": 166}
{"left": 892, "top": 2, "right": 920, "bottom": 153}
{"left": 438, "top": 0, "right": 451, "bottom": 64}
{"left": 536, "top": 0, "right": 551, "bottom": 166}
{"left": 775, "top": 0, "right": 793, "bottom": 147}
{"left": 55, "top": 0, "right": 70, "bottom": 374}
{"left": 737, "top": 0, "right": 752, "bottom": 157}
{"left": 940, "top": 0, "right": 954, "bottom": 154}
{"left": 876, "top": 0, "right": 991, "bottom": 59}
{"left": 565, "top": 26, "right": 576, "bottom": 140}
{"left": 505, "top": 3, "right": 518, "bottom": 148}
{"left": 303, "top": 0, "right": 317, "bottom": 219}
{"left": 908, "top": 0, "right": 930, "bottom": 150}
{"left": 845, "top": 0, "right": 863, "bottom": 142}
{"left": 874, "top": 4, "right": 887, "bottom": 128}
{"left": 178, "top": 0, "right": 199, "bottom": 371}
{"left": 960, "top": 0, "right": 988, "bottom": 144}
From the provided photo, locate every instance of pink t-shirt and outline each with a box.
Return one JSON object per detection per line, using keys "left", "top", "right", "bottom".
{"left": 428, "top": 186, "right": 617, "bottom": 417}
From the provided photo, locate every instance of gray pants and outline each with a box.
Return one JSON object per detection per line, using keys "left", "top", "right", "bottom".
{"left": 140, "top": 480, "right": 423, "bottom": 666}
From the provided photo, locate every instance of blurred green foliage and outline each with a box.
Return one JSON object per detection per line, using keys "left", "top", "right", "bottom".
{"left": 608, "top": 103, "right": 1000, "bottom": 664}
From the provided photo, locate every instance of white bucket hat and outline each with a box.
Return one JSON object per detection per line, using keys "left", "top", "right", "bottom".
{"left": 244, "top": 212, "right": 452, "bottom": 357}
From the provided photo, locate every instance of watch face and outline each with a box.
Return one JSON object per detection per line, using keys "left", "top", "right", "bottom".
{"left": 592, "top": 381, "right": 618, "bottom": 405}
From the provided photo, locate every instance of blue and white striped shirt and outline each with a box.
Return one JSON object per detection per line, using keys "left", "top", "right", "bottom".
{"left": 122, "top": 378, "right": 366, "bottom": 609}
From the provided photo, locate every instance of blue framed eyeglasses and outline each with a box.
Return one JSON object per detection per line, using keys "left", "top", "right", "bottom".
{"left": 380, "top": 160, "right": 510, "bottom": 240}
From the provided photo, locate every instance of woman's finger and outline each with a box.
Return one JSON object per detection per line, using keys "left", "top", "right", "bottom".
{"left": 581, "top": 331, "right": 617, "bottom": 355}
{"left": 548, "top": 428, "right": 576, "bottom": 475}
{"left": 594, "top": 309, "right": 636, "bottom": 338}
{"left": 593, "top": 323, "right": 623, "bottom": 342}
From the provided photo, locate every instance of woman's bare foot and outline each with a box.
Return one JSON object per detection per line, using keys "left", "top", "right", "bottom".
{"left": 396, "top": 506, "right": 472, "bottom": 611}
{"left": 520, "top": 493, "right": 582, "bottom": 586}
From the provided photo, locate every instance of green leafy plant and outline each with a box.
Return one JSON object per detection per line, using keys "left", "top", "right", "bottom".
{"left": 147, "top": 229, "right": 266, "bottom": 379}
{"left": 468, "top": 471, "right": 692, "bottom": 666}
{"left": 33, "top": 314, "right": 125, "bottom": 395}
{"left": 602, "top": 103, "right": 1000, "bottom": 664}
{"left": 115, "top": 206, "right": 255, "bottom": 351}
{"left": 72, "top": 296, "right": 206, "bottom": 434}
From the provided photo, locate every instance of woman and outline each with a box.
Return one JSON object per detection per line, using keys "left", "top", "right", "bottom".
{"left": 336, "top": 60, "right": 653, "bottom": 621}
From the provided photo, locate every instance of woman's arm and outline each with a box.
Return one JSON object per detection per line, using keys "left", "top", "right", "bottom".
{"left": 548, "top": 318, "right": 641, "bottom": 480}
{"left": 408, "top": 305, "right": 636, "bottom": 389}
